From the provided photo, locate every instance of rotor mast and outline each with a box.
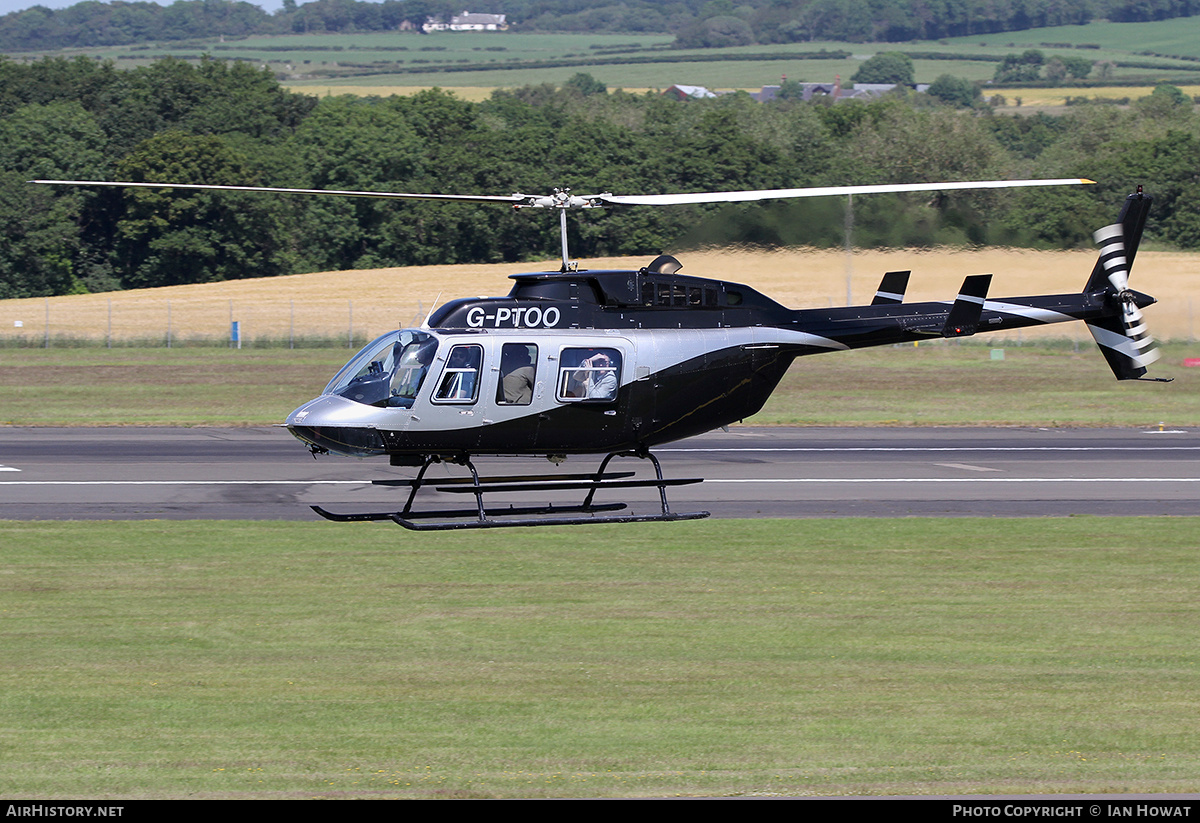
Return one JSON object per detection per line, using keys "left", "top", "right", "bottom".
{"left": 516, "top": 188, "right": 607, "bottom": 272}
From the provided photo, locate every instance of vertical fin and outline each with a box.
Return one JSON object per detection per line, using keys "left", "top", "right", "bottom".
{"left": 871, "top": 270, "right": 910, "bottom": 305}
{"left": 941, "top": 274, "right": 992, "bottom": 337}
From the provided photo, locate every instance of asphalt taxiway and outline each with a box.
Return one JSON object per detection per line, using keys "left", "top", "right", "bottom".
{"left": 1, "top": 425, "right": 1197, "bottom": 521}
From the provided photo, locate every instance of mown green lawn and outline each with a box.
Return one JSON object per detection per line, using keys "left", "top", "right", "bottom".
{"left": 2, "top": 517, "right": 1198, "bottom": 798}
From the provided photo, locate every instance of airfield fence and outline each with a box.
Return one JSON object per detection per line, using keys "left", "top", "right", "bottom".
{"left": 0, "top": 294, "right": 430, "bottom": 349}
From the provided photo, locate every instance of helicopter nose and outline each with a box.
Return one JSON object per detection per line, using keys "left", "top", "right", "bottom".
{"left": 284, "top": 394, "right": 370, "bottom": 427}
{"left": 287, "top": 422, "right": 386, "bottom": 457}
{"left": 284, "top": 395, "right": 389, "bottom": 457}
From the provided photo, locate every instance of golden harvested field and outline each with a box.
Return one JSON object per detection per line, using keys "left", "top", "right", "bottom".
{"left": 288, "top": 85, "right": 1194, "bottom": 106}
{"left": 2, "top": 247, "right": 1197, "bottom": 345}
{"left": 990, "top": 85, "right": 1200, "bottom": 106}
{"left": 289, "top": 85, "right": 500, "bottom": 101}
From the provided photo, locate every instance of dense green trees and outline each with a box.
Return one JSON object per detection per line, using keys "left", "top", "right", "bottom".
{"left": 112, "top": 131, "right": 291, "bottom": 288}
{"left": 0, "top": 100, "right": 110, "bottom": 297}
{"left": 6, "top": 55, "right": 1200, "bottom": 298}
{"left": 851, "top": 52, "right": 914, "bottom": 84}
{"left": 927, "top": 74, "right": 982, "bottom": 108}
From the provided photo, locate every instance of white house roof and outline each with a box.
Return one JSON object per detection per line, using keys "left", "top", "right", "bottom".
{"left": 664, "top": 84, "right": 717, "bottom": 99}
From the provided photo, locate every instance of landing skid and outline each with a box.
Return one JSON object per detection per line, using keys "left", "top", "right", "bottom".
{"left": 311, "top": 451, "right": 710, "bottom": 530}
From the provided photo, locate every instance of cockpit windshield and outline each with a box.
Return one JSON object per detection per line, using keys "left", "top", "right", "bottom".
{"left": 323, "top": 329, "right": 438, "bottom": 408}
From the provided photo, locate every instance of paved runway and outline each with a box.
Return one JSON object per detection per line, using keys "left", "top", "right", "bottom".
{"left": 2, "top": 425, "right": 1198, "bottom": 521}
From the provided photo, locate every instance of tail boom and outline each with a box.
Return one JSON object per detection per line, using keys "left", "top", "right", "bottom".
{"left": 780, "top": 188, "right": 1163, "bottom": 382}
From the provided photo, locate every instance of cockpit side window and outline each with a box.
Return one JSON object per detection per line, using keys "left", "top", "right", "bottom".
{"left": 389, "top": 334, "right": 439, "bottom": 406}
{"left": 432, "top": 344, "right": 483, "bottom": 404}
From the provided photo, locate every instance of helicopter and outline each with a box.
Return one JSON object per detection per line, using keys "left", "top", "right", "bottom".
{"left": 32, "top": 177, "right": 1166, "bottom": 529}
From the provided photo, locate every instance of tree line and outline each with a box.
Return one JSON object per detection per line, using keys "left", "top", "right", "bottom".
{"left": 2, "top": 55, "right": 1200, "bottom": 299}
{"left": 2, "top": 0, "right": 1199, "bottom": 52}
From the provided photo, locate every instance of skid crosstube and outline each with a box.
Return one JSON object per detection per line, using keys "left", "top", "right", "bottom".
{"left": 310, "top": 451, "right": 709, "bottom": 530}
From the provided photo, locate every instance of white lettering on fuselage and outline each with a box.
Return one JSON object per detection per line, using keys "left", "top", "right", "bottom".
{"left": 465, "top": 306, "right": 561, "bottom": 329}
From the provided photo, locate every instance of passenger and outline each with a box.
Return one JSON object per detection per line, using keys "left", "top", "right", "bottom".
{"left": 578, "top": 352, "right": 617, "bottom": 400}
{"left": 500, "top": 346, "right": 536, "bottom": 405}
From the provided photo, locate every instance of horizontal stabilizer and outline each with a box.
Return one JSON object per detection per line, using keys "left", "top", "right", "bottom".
{"left": 942, "top": 274, "right": 992, "bottom": 337}
{"left": 871, "top": 271, "right": 911, "bottom": 305}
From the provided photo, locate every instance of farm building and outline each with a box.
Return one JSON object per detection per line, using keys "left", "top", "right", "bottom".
{"left": 423, "top": 12, "right": 508, "bottom": 32}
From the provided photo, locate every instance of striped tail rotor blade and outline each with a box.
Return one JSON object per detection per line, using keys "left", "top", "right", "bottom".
{"left": 1094, "top": 223, "right": 1130, "bottom": 292}
{"left": 1122, "top": 301, "right": 1161, "bottom": 367}
{"left": 1122, "top": 303, "right": 1147, "bottom": 336}
{"left": 1129, "top": 340, "right": 1162, "bottom": 368}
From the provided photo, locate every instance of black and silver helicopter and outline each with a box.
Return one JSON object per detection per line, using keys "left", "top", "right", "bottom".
{"left": 34, "top": 177, "right": 1166, "bottom": 529}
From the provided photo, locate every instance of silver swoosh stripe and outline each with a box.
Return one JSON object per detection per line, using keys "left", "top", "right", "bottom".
{"left": 983, "top": 300, "right": 1076, "bottom": 324}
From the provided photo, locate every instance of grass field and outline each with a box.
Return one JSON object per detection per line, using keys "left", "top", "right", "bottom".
{"left": 1, "top": 341, "right": 1197, "bottom": 427}
{"left": 943, "top": 17, "right": 1200, "bottom": 59}
{"left": 2, "top": 517, "right": 1198, "bottom": 799}
{"left": 26, "top": 21, "right": 1200, "bottom": 92}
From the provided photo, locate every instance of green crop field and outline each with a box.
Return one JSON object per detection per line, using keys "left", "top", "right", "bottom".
{"left": 943, "top": 17, "right": 1200, "bottom": 60}
{"left": 22, "top": 21, "right": 1200, "bottom": 92}
{"left": 2, "top": 517, "right": 1198, "bottom": 799}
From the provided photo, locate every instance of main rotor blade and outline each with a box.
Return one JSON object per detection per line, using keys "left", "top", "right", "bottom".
{"left": 594, "top": 178, "right": 1094, "bottom": 206}
{"left": 31, "top": 177, "right": 1093, "bottom": 210}
{"left": 28, "top": 179, "right": 531, "bottom": 206}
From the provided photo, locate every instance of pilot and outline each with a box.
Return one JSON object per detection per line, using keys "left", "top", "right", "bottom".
{"left": 390, "top": 336, "right": 437, "bottom": 403}
{"left": 439, "top": 346, "right": 479, "bottom": 400}
{"left": 500, "top": 346, "right": 536, "bottom": 405}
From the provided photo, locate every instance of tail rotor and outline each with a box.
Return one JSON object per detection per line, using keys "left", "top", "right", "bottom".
{"left": 1091, "top": 221, "right": 1161, "bottom": 371}
{"left": 1086, "top": 197, "right": 1167, "bottom": 381}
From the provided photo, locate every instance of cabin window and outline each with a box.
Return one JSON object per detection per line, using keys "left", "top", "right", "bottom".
{"left": 556, "top": 347, "right": 621, "bottom": 403}
{"left": 497, "top": 343, "right": 537, "bottom": 406}
{"left": 637, "top": 278, "right": 717, "bottom": 309}
{"left": 641, "top": 280, "right": 655, "bottom": 306}
{"left": 433, "top": 344, "right": 483, "bottom": 404}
